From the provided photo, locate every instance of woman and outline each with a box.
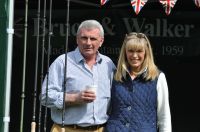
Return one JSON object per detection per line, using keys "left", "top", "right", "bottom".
{"left": 105, "top": 32, "right": 172, "bottom": 132}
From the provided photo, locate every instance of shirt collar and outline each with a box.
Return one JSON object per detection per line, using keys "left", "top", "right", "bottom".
{"left": 74, "top": 47, "right": 102, "bottom": 64}
{"left": 123, "top": 67, "right": 147, "bottom": 81}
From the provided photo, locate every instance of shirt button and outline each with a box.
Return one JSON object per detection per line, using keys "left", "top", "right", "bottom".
{"left": 125, "top": 123, "right": 130, "bottom": 127}
{"left": 127, "top": 106, "right": 131, "bottom": 111}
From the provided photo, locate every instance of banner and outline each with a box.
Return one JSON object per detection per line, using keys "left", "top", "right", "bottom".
{"left": 10, "top": 3, "right": 200, "bottom": 131}
{"left": 14, "top": 9, "right": 200, "bottom": 63}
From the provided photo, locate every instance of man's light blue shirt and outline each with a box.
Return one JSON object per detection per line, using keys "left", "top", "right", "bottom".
{"left": 41, "top": 47, "right": 116, "bottom": 126}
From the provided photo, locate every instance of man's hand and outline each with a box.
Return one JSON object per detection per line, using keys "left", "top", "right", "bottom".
{"left": 65, "top": 90, "right": 96, "bottom": 105}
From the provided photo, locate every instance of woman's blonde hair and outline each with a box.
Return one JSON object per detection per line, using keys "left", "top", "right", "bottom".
{"left": 115, "top": 32, "right": 159, "bottom": 82}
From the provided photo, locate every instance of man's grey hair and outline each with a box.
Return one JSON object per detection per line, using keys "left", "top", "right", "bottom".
{"left": 77, "top": 20, "right": 104, "bottom": 37}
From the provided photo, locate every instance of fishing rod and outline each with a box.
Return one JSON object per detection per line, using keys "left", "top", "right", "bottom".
{"left": 19, "top": 0, "right": 29, "bottom": 131}
{"left": 43, "top": 0, "right": 53, "bottom": 131}
{"left": 37, "top": 0, "right": 47, "bottom": 131}
{"left": 61, "top": 0, "right": 70, "bottom": 132}
{"left": 31, "top": 0, "right": 41, "bottom": 131}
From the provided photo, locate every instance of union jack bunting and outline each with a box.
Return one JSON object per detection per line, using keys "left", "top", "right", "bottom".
{"left": 130, "top": 0, "right": 148, "bottom": 15}
{"left": 159, "top": 0, "right": 177, "bottom": 15}
{"left": 193, "top": 0, "right": 200, "bottom": 7}
{"left": 101, "top": 0, "right": 109, "bottom": 5}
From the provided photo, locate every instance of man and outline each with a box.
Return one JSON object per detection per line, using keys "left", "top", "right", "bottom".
{"left": 41, "top": 20, "right": 116, "bottom": 132}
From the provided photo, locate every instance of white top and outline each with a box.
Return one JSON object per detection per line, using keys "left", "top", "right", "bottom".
{"left": 157, "top": 72, "right": 172, "bottom": 132}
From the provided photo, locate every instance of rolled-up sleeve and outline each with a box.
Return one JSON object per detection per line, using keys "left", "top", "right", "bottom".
{"left": 40, "top": 56, "right": 64, "bottom": 109}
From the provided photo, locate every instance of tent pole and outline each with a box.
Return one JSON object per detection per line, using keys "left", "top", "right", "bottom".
{"left": 3, "top": 0, "right": 14, "bottom": 131}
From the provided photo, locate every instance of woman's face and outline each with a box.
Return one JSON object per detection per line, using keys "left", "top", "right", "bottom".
{"left": 126, "top": 47, "right": 145, "bottom": 72}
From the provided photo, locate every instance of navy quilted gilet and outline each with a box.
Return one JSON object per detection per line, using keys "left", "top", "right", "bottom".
{"left": 105, "top": 75, "right": 158, "bottom": 132}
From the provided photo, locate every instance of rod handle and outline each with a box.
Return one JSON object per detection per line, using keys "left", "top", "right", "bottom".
{"left": 31, "top": 122, "right": 36, "bottom": 132}
{"left": 61, "top": 127, "right": 65, "bottom": 132}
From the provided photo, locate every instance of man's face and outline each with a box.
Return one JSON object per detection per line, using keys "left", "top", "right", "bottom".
{"left": 76, "top": 28, "right": 104, "bottom": 59}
